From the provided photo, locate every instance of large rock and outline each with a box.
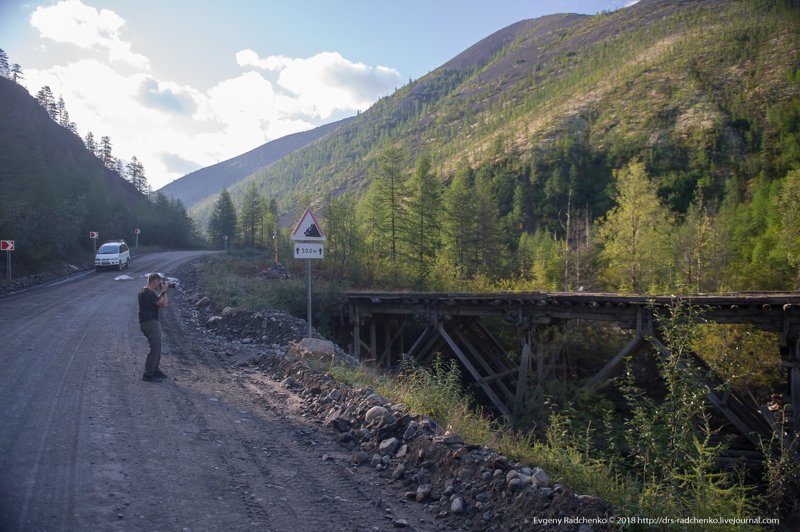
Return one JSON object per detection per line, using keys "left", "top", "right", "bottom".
{"left": 221, "top": 306, "right": 241, "bottom": 318}
{"left": 296, "top": 338, "right": 336, "bottom": 356}
{"left": 287, "top": 338, "right": 337, "bottom": 366}
{"left": 378, "top": 437, "right": 401, "bottom": 456}
{"left": 365, "top": 406, "right": 394, "bottom": 425}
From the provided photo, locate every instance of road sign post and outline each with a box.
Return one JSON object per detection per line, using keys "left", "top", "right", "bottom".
{"left": 134, "top": 228, "right": 140, "bottom": 249}
{"left": 89, "top": 231, "right": 98, "bottom": 254}
{"left": 291, "top": 209, "right": 326, "bottom": 338}
{"left": 1, "top": 240, "right": 13, "bottom": 284}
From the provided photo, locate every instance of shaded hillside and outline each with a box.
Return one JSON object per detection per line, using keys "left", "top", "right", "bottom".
{"left": 190, "top": 0, "right": 799, "bottom": 234}
{"left": 160, "top": 116, "right": 353, "bottom": 210}
{"left": 0, "top": 77, "right": 197, "bottom": 277}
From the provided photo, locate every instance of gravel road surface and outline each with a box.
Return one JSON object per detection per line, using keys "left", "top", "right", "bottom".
{"left": 0, "top": 251, "right": 429, "bottom": 531}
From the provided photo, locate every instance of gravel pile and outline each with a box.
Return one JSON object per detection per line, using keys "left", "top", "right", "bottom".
{"left": 176, "top": 259, "right": 614, "bottom": 530}
{"left": 258, "top": 355, "right": 613, "bottom": 531}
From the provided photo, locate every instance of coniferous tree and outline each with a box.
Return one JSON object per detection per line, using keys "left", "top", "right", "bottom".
{"left": 99, "top": 136, "right": 114, "bottom": 169}
{"left": 373, "top": 146, "right": 405, "bottom": 265}
{"left": 401, "top": 154, "right": 441, "bottom": 285}
{"left": 323, "top": 191, "right": 360, "bottom": 282}
{"left": 596, "top": 161, "right": 675, "bottom": 292}
{"left": 10, "top": 64, "right": 22, "bottom": 83}
{"left": 85, "top": 132, "right": 97, "bottom": 156}
{"left": 0, "top": 49, "right": 9, "bottom": 79}
{"left": 126, "top": 156, "right": 148, "bottom": 194}
{"left": 359, "top": 146, "right": 407, "bottom": 283}
{"left": 472, "top": 173, "right": 504, "bottom": 276}
{"left": 207, "top": 189, "right": 238, "bottom": 249}
{"left": 262, "top": 197, "right": 279, "bottom": 262}
{"left": 35, "top": 86, "right": 56, "bottom": 120}
{"left": 779, "top": 169, "right": 800, "bottom": 286}
{"left": 517, "top": 229, "right": 562, "bottom": 290}
{"left": 239, "top": 182, "right": 264, "bottom": 248}
{"left": 441, "top": 162, "right": 477, "bottom": 278}
{"left": 56, "top": 96, "right": 71, "bottom": 128}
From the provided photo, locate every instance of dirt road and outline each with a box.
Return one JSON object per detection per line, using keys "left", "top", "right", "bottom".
{"left": 0, "top": 251, "right": 429, "bottom": 531}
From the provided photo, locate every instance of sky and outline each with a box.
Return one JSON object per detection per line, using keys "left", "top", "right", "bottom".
{"left": 1, "top": 0, "right": 638, "bottom": 190}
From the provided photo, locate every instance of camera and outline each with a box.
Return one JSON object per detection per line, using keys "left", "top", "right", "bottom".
{"left": 161, "top": 281, "right": 172, "bottom": 289}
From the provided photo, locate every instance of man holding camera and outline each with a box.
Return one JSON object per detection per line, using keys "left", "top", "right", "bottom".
{"left": 139, "top": 272, "right": 170, "bottom": 382}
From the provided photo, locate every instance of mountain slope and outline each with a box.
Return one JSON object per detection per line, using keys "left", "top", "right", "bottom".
{"left": 189, "top": 0, "right": 799, "bottom": 233}
{"left": 0, "top": 77, "right": 197, "bottom": 276}
{"left": 160, "top": 116, "right": 353, "bottom": 209}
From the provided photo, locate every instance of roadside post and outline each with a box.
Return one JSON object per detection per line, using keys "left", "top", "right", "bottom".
{"left": 290, "top": 208, "right": 325, "bottom": 338}
{"left": 134, "top": 228, "right": 140, "bottom": 249}
{"left": 1, "top": 240, "right": 13, "bottom": 284}
{"left": 89, "top": 231, "right": 98, "bottom": 254}
{"left": 223, "top": 235, "right": 228, "bottom": 251}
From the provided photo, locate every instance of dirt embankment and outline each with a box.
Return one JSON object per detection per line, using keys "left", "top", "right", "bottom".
{"left": 177, "top": 260, "right": 614, "bottom": 531}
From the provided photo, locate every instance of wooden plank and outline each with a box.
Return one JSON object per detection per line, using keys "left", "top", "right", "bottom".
{"left": 792, "top": 366, "right": 800, "bottom": 438}
{"left": 419, "top": 335, "right": 447, "bottom": 366}
{"left": 479, "top": 367, "right": 519, "bottom": 384}
{"left": 369, "top": 321, "right": 377, "bottom": 365}
{"left": 451, "top": 323, "right": 515, "bottom": 402}
{"left": 437, "top": 323, "right": 512, "bottom": 420}
{"left": 650, "top": 337, "right": 765, "bottom": 446}
{"left": 515, "top": 333, "right": 532, "bottom": 409}
{"left": 353, "top": 304, "right": 361, "bottom": 360}
{"left": 474, "top": 321, "right": 515, "bottom": 371}
{"left": 381, "top": 318, "right": 408, "bottom": 360}
{"left": 406, "top": 325, "right": 431, "bottom": 359}
{"left": 585, "top": 335, "right": 645, "bottom": 391}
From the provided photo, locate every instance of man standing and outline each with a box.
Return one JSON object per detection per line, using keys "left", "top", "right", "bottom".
{"left": 139, "top": 272, "right": 169, "bottom": 381}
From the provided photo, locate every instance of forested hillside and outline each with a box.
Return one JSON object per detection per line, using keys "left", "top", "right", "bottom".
{"left": 0, "top": 77, "right": 199, "bottom": 277}
{"left": 199, "top": 0, "right": 800, "bottom": 294}
{"left": 160, "top": 116, "right": 354, "bottom": 215}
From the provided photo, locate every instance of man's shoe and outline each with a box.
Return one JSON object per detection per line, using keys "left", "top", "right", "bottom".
{"left": 153, "top": 370, "right": 168, "bottom": 379}
{"left": 142, "top": 373, "right": 162, "bottom": 382}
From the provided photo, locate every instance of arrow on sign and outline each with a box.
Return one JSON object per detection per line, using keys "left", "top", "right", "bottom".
{"left": 294, "top": 242, "right": 324, "bottom": 259}
{"left": 0, "top": 240, "right": 14, "bottom": 251}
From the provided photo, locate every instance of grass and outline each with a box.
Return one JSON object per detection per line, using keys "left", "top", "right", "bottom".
{"left": 197, "top": 251, "right": 787, "bottom": 528}
{"left": 329, "top": 356, "right": 769, "bottom": 529}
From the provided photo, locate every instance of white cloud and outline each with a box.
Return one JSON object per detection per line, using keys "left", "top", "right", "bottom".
{"left": 239, "top": 49, "right": 401, "bottom": 119}
{"left": 30, "top": 0, "right": 148, "bottom": 68}
{"left": 235, "top": 49, "right": 292, "bottom": 71}
{"left": 23, "top": 3, "right": 399, "bottom": 189}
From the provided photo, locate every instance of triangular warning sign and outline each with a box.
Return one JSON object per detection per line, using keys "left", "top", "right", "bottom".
{"left": 290, "top": 208, "right": 326, "bottom": 241}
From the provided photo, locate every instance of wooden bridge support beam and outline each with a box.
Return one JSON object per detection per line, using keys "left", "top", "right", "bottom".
{"left": 649, "top": 336, "right": 771, "bottom": 447}
{"left": 584, "top": 334, "right": 645, "bottom": 391}
{"left": 514, "top": 330, "right": 532, "bottom": 416}
{"left": 789, "top": 336, "right": 800, "bottom": 441}
{"left": 348, "top": 293, "right": 800, "bottom": 444}
{"left": 437, "top": 323, "right": 513, "bottom": 420}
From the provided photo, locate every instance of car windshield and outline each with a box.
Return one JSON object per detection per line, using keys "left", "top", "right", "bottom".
{"left": 97, "top": 245, "right": 119, "bottom": 254}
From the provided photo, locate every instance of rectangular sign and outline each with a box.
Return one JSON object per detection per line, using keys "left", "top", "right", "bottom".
{"left": 0, "top": 240, "right": 13, "bottom": 251}
{"left": 294, "top": 242, "right": 324, "bottom": 259}
{"left": 89, "top": 231, "right": 98, "bottom": 239}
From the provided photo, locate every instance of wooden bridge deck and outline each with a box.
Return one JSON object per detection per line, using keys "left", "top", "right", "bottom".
{"left": 346, "top": 291, "right": 800, "bottom": 451}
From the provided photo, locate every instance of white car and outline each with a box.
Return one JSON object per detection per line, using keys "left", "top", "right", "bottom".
{"left": 95, "top": 241, "right": 131, "bottom": 271}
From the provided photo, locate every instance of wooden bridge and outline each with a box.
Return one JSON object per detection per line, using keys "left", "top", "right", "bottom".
{"left": 345, "top": 291, "right": 800, "bottom": 451}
